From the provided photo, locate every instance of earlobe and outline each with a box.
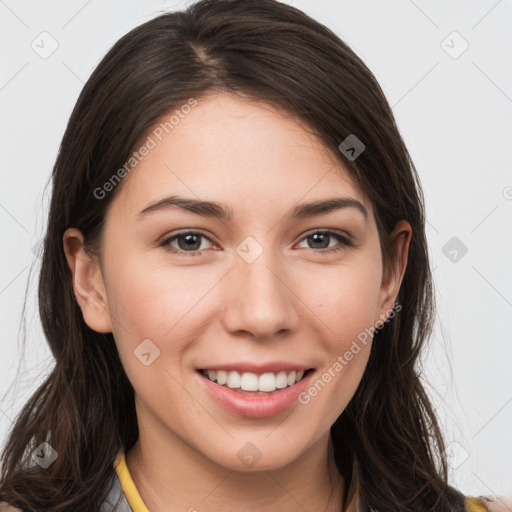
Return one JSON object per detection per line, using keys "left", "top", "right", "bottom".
{"left": 62, "top": 228, "right": 112, "bottom": 333}
{"left": 376, "top": 220, "right": 412, "bottom": 324}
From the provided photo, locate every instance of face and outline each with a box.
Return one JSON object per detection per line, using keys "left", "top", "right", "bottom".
{"left": 64, "top": 92, "right": 410, "bottom": 472}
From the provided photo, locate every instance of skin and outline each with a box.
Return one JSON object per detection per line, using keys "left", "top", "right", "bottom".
{"left": 63, "top": 92, "right": 411, "bottom": 512}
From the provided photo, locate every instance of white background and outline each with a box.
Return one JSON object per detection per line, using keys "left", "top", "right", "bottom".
{"left": 0, "top": 0, "right": 511, "bottom": 503}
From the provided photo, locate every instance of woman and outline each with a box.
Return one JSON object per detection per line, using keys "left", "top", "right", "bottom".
{"left": 0, "top": 0, "right": 503, "bottom": 510}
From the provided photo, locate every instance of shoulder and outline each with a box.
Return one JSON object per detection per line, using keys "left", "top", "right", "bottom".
{"left": 469, "top": 496, "right": 512, "bottom": 512}
{"left": 0, "top": 503, "right": 22, "bottom": 512}
{"left": 485, "top": 499, "right": 512, "bottom": 512}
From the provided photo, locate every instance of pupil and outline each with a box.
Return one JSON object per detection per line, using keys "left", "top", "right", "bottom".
{"left": 179, "top": 234, "right": 200, "bottom": 251}
{"left": 311, "top": 233, "right": 328, "bottom": 249}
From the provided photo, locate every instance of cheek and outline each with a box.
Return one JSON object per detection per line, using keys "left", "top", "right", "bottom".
{"left": 297, "top": 259, "right": 380, "bottom": 406}
{"left": 102, "top": 250, "right": 227, "bottom": 398}
{"left": 302, "top": 257, "right": 382, "bottom": 343}
{"left": 104, "top": 247, "right": 216, "bottom": 337}
{"left": 103, "top": 259, "right": 205, "bottom": 409}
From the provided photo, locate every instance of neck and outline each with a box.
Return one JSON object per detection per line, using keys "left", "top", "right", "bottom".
{"left": 126, "top": 431, "right": 345, "bottom": 512}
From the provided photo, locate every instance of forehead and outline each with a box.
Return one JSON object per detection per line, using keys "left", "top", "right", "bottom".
{"left": 109, "top": 92, "right": 373, "bottom": 221}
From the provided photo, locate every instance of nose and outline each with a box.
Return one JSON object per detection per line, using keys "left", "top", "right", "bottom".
{"left": 221, "top": 248, "right": 299, "bottom": 340}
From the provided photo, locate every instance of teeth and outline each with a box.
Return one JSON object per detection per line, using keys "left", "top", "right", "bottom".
{"left": 227, "top": 371, "right": 241, "bottom": 389}
{"left": 216, "top": 370, "right": 227, "bottom": 385}
{"left": 201, "top": 369, "right": 309, "bottom": 392}
{"left": 240, "top": 372, "right": 258, "bottom": 391}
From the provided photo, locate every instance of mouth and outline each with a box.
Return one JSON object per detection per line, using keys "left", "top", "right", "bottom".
{"left": 196, "top": 366, "right": 317, "bottom": 418}
{"left": 196, "top": 368, "right": 315, "bottom": 395}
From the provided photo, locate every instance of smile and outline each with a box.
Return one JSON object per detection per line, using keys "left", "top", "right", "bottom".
{"left": 198, "top": 368, "right": 313, "bottom": 393}
{"left": 196, "top": 367, "right": 316, "bottom": 418}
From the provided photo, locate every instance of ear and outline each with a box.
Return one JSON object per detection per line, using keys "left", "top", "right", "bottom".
{"left": 375, "top": 220, "right": 412, "bottom": 326}
{"left": 63, "top": 228, "right": 112, "bottom": 333}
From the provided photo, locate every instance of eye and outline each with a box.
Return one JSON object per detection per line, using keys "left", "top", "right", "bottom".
{"left": 160, "top": 230, "right": 215, "bottom": 257}
{"left": 160, "top": 229, "right": 354, "bottom": 257}
{"left": 296, "top": 229, "right": 354, "bottom": 254}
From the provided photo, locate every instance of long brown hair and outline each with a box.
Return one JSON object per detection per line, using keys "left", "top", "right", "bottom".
{"left": 0, "top": 1, "right": 485, "bottom": 510}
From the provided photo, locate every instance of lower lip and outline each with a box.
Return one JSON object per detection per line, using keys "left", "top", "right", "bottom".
{"left": 196, "top": 370, "right": 314, "bottom": 418}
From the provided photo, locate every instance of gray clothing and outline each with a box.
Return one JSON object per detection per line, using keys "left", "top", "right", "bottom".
{"left": 100, "top": 470, "right": 134, "bottom": 512}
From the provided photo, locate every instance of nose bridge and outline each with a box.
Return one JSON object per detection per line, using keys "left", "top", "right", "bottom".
{"left": 223, "top": 236, "right": 298, "bottom": 338}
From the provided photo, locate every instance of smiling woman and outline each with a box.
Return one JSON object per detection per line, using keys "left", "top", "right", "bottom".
{"left": 0, "top": 1, "right": 501, "bottom": 511}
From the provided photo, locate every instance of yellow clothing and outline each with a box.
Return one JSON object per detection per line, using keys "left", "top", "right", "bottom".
{"left": 113, "top": 451, "right": 489, "bottom": 511}
{"left": 467, "top": 496, "right": 491, "bottom": 512}
{"left": 114, "top": 452, "right": 150, "bottom": 512}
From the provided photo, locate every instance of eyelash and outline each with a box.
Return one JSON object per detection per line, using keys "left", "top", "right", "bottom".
{"left": 160, "top": 229, "right": 354, "bottom": 257}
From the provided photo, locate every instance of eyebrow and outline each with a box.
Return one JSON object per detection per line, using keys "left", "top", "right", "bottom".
{"left": 137, "top": 195, "right": 368, "bottom": 221}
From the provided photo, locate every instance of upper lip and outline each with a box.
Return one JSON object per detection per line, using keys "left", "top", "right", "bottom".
{"left": 197, "top": 362, "right": 314, "bottom": 374}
